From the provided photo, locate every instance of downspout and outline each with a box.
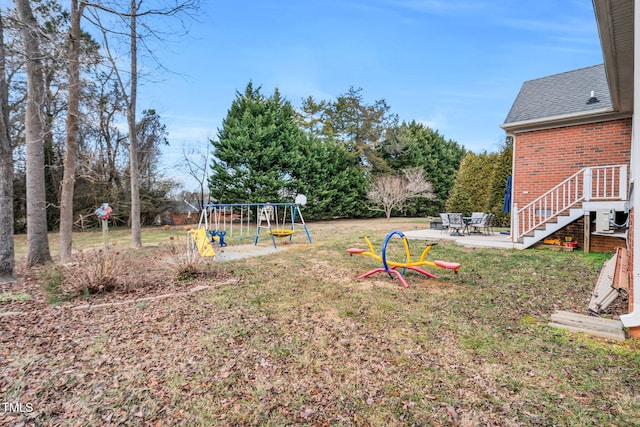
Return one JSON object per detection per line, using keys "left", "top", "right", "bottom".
{"left": 620, "top": 0, "right": 640, "bottom": 328}
{"left": 508, "top": 134, "right": 516, "bottom": 243}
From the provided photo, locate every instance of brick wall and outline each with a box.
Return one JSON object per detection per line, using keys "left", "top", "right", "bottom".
{"left": 545, "top": 217, "right": 584, "bottom": 248}
{"left": 170, "top": 212, "right": 198, "bottom": 226}
{"left": 590, "top": 235, "right": 626, "bottom": 253}
{"left": 544, "top": 214, "right": 627, "bottom": 253}
{"left": 513, "top": 118, "right": 631, "bottom": 209}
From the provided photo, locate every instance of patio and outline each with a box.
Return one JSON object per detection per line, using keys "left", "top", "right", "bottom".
{"left": 403, "top": 227, "right": 520, "bottom": 249}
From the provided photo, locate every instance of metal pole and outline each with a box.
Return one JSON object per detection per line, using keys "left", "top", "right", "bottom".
{"left": 102, "top": 218, "right": 108, "bottom": 250}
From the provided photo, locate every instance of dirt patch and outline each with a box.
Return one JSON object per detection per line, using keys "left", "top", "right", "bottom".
{"left": 411, "top": 279, "right": 463, "bottom": 294}
{"left": 215, "top": 243, "right": 293, "bottom": 261}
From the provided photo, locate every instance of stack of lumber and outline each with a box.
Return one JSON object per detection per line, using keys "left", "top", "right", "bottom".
{"left": 588, "top": 247, "right": 628, "bottom": 314}
{"left": 549, "top": 310, "right": 625, "bottom": 341}
{"left": 549, "top": 247, "right": 628, "bottom": 341}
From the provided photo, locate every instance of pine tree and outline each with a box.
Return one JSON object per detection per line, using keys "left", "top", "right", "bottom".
{"left": 445, "top": 151, "right": 498, "bottom": 215}
{"left": 320, "top": 87, "right": 397, "bottom": 174}
{"left": 291, "top": 136, "right": 369, "bottom": 219}
{"left": 209, "top": 83, "right": 306, "bottom": 203}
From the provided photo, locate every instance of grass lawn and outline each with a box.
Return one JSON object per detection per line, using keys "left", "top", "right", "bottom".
{"left": 2, "top": 218, "right": 640, "bottom": 426}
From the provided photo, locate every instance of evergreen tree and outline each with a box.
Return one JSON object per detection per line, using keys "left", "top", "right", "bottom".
{"left": 305, "top": 87, "right": 397, "bottom": 174}
{"left": 445, "top": 151, "right": 497, "bottom": 215}
{"left": 297, "top": 95, "right": 327, "bottom": 136}
{"left": 485, "top": 137, "right": 513, "bottom": 227}
{"left": 291, "top": 136, "right": 369, "bottom": 219}
{"left": 380, "top": 121, "right": 466, "bottom": 216}
{"left": 411, "top": 122, "right": 466, "bottom": 215}
{"left": 209, "top": 83, "right": 306, "bottom": 203}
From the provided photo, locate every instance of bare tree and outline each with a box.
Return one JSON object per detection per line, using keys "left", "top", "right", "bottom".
{"left": 125, "top": 0, "right": 142, "bottom": 246}
{"left": 182, "top": 143, "right": 210, "bottom": 208}
{"left": 367, "top": 168, "right": 435, "bottom": 221}
{"left": 14, "top": 0, "right": 52, "bottom": 267}
{"left": 59, "top": 0, "right": 87, "bottom": 263}
{"left": 85, "top": 0, "right": 200, "bottom": 248}
{"left": 83, "top": 68, "right": 127, "bottom": 190}
{"left": 0, "top": 12, "right": 15, "bottom": 279}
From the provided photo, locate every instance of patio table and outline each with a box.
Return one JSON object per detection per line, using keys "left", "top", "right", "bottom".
{"left": 463, "top": 217, "right": 473, "bottom": 235}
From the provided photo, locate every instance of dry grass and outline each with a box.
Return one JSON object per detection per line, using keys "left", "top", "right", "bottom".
{"left": 2, "top": 218, "right": 640, "bottom": 426}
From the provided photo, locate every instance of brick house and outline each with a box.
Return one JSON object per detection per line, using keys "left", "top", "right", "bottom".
{"left": 167, "top": 200, "right": 200, "bottom": 226}
{"left": 501, "top": 0, "right": 640, "bottom": 336}
{"left": 502, "top": 64, "right": 630, "bottom": 253}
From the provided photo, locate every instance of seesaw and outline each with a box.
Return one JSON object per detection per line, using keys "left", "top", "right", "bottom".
{"left": 346, "top": 230, "right": 461, "bottom": 288}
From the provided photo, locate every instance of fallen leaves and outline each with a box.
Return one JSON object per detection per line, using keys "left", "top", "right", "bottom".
{"left": 1, "top": 219, "right": 639, "bottom": 425}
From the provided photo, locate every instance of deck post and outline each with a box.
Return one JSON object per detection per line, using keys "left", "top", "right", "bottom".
{"left": 583, "top": 212, "right": 591, "bottom": 254}
{"left": 583, "top": 167, "right": 592, "bottom": 202}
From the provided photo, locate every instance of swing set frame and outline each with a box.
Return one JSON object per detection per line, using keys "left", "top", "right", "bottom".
{"left": 195, "top": 202, "right": 312, "bottom": 249}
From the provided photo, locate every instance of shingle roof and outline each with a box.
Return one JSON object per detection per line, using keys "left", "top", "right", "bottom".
{"left": 503, "top": 64, "right": 612, "bottom": 125}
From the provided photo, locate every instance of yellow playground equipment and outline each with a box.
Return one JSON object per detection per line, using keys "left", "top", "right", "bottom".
{"left": 256, "top": 195, "right": 311, "bottom": 248}
{"left": 188, "top": 196, "right": 313, "bottom": 257}
{"left": 347, "top": 230, "right": 461, "bottom": 288}
{"left": 190, "top": 227, "right": 216, "bottom": 257}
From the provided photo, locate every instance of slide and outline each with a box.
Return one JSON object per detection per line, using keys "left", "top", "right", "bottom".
{"left": 190, "top": 228, "right": 216, "bottom": 257}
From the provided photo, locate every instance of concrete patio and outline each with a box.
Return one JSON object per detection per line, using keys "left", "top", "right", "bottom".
{"left": 403, "top": 228, "right": 521, "bottom": 250}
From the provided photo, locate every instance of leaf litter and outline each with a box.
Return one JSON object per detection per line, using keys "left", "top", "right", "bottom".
{"left": 1, "top": 219, "right": 640, "bottom": 426}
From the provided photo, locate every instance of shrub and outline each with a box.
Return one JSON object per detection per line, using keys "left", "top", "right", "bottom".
{"left": 39, "top": 265, "right": 68, "bottom": 304}
{"left": 167, "top": 237, "right": 204, "bottom": 281}
{"left": 61, "top": 249, "right": 122, "bottom": 297}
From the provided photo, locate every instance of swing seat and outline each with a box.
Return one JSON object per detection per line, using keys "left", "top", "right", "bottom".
{"left": 207, "top": 230, "right": 228, "bottom": 247}
{"left": 268, "top": 229, "right": 294, "bottom": 238}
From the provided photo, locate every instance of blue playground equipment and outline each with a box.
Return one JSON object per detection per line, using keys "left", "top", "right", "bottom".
{"left": 192, "top": 198, "right": 312, "bottom": 253}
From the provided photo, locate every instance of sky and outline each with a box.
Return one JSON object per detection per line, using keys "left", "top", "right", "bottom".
{"left": 135, "top": 0, "right": 605, "bottom": 191}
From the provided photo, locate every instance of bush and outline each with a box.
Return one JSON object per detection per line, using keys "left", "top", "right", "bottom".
{"left": 39, "top": 265, "right": 68, "bottom": 304}
{"left": 61, "top": 249, "right": 122, "bottom": 297}
{"left": 167, "top": 236, "right": 205, "bottom": 281}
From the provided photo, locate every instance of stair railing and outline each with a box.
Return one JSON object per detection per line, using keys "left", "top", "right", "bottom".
{"left": 513, "top": 164, "right": 627, "bottom": 241}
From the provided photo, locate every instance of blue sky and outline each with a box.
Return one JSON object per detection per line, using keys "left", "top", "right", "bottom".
{"left": 138, "top": 0, "right": 604, "bottom": 190}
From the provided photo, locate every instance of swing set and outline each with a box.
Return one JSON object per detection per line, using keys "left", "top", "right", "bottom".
{"left": 255, "top": 195, "right": 312, "bottom": 247}
{"left": 189, "top": 195, "right": 312, "bottom": 257}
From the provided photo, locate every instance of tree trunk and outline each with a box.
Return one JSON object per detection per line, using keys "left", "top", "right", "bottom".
{"left": 15, "top": 0, "right": 52, "bottom": 267}
{"left": 0, "top": 13, "right": 14, "bottom": 279}
{"left": 59, "top": 0, "right": 86, "bottom": 263}
{"left": 129, "top": 0, "right": 141, "bottom": 248}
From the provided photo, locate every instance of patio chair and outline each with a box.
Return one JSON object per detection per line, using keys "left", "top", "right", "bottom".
{"left": 448, "top": 213, "right": 465, "bottom": 236}
{"left": 439, "top": 213, "right": 450, "bottom": 233}
{"left": 477, "top": 213, "right": 495, "bottom": 235}
{"left": 486, "top": 213, "right": 496, "bottom": 234}
{"left": 469, "top": 212, "right": 485, "bottom": 233}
